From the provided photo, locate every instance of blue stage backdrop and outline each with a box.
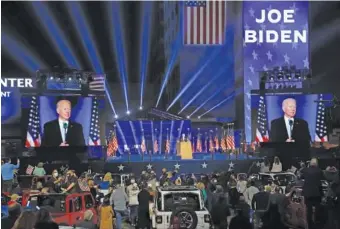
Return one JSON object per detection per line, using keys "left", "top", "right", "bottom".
{"left": 21, "top": 96, "right": 106, "bottom": 147}
{"left": 243, "top": 2, "right": 309, "bottom": 142}
{"left": 251, "top": 93, "right": 332, "bottom": 142}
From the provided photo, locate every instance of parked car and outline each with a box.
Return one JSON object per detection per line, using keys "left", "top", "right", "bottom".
{"left": 152, "top": 186, "right": 211, "bottom": 229}
{"left": 252, "top": 172, "right": 297, "bottom": 193}
{"left": 27, "top": 192, "right": 98, "bottom": 226}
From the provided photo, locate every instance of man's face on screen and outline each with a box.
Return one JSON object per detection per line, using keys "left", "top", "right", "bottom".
{"left": 283, "top": 99, "right": 296, "bottom": 118}
{"left": 57, "top": 100, "right": 71, "bottom": 121}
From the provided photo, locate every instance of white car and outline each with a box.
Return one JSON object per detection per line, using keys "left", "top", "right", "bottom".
{"left": 257, "top": 172, "right": 297, "bottom": 193}
{"left": 151, "top": 186, "right": 211, "bottom": 229}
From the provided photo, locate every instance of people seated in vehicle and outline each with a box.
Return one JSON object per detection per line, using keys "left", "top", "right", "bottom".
{"left": 99, "top": 196, "right": 115, "bottom": 229}
{"left": 88, "top": 179, "right": 98, "bottom": 200}
{"left": 33, "top": 162, "right": 46, "bottom": 177}
{"left": 46, "top": 170, "right": 62, "bottom": 193}
{"left": 61, "top": 170, "right": 79, "bottom": 194}
{"left": 78, "top": 173, "right": 90, "bottom": 192}
{"left": 271, "top": 156, "right": 283, "bottom": 172}
{"left": 1, "top": 203, "right": 22, "bottom": 229}
{"left": 244, "top": 180, "right": 259, "bottom": 206}
{"left": 260, "top": 158, "right": 271, "bottom": 173}
{"left": 196, "top": 182, "right": 207, "bottom": 204}
{"left": 103, "top": 172, "right": 113, "bottom": 184}
{"left": 76, "top": 209, "right": 97, "bottom": 229}
{"left": 210, "top": 195, "right": 230, "bottom": 229}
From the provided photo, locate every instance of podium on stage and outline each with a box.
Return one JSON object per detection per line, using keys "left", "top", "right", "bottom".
{"left": 176, "top": 140, "right": 193, "bottom": 159}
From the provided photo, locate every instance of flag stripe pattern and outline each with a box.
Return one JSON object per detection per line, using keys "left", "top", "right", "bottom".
{"left": 89, "top": 74, "right": 105, "bottom": 91}
{"left": 25, "top": 96, "right": 41, "bottom": 148}
{"left": 154, "top": 139, "right": 159, "bottom": 153}
{"left": 314, "top": 94, "right": 328, "bottom": 142}
{"left": 184, "top": 1, "right": 226, "bottom": 45}
{"left": 165, "top": 135, "right": 170, "bottom": 153}
{"left": 88, "top": 97, "right": 101, "bottom": 145}
{"left": 196, "top": 135, "right": 202, "bottom": 152}
{"left": 255, "top": 96, "right": 269, "bottom": 142}
{"left": 107, "top": 130, "right": 118, "bottom": 157}
{"left": 209, "top": 136, "right": 214, "bottom": 152}
{"left": 226, "top": 129, "right": 235, "bottom": 150}
{"left": 141, "top": 136, "right": 146, "bottom": 153}
{"left": 214, "top": 135, "right": 219, "bottom": 150}
{"left": 26, "top": 165, "right": 34, "bottom": 175}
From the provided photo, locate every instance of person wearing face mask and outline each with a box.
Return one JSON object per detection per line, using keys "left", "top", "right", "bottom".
{"left": 126, "top": 179, "right": 139, "bottom": 226}
{"left": 46, "top": 170, "right": 62, "bottom": 193}
{"left": 62, "top": 170, "right": 79, "bottom": 194}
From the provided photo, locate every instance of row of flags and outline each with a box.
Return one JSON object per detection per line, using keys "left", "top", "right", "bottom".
{"left": 106, "top": 128, "right": 237, "bottom": 156}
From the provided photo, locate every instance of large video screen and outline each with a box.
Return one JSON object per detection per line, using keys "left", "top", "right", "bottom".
{"left": 251, "top": 93, "right": 332, "bottom": 143}
{"left": 21, "top": 96, "right": 105, "bottom": 147}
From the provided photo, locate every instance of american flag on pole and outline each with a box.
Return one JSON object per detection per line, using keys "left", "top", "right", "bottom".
{"left": 25, "top": 96, "right": 41, "bottom": 148}
{"left": 220, "top": 132, "right": 227, "bottom": 152}
{"left": 88, "top": 97, "right": 101, "bottom": 145}
{"left": 214, "top": 135, "right": 219, "bottom": 150}
{"left": 141, "top": 136, "right": 146, "bottom": 153}
{"left": 204, "top": 135, "right": 208, "bottom": 152}
{"left": 153, "top": 139, "right": 159, "bottom": 154}
{"left": 255, "top": 96, "right": 269, "bottom": 142}
{"left": 314, "top": 94, "right": 328, "bottom": 142}
{"left": 209, "top": 136, "right": 214, "bottom": 153}
{"left": 165, "top": 135, "right": 170, "bottom": 154}
{"left": 89, "top": 74, "right": 105, "bottom": 91}
{"left": 226, "top": 125, "right": 235, "bottom": 150}
{"left": 107, "top": 130, "right": 118, "bottom": 157}
{"left": 184, "top": 1, "right": 227, "bottom": 45}
{"left": 196, "top": 134, "right": 202, "bottom": 152}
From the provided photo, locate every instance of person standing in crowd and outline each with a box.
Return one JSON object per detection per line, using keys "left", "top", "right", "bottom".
{"left": 12, "top": 211, "right": 36, "bottom": 229}
{"left": 76, "top": 209, "right": 97, "bottom": 229}
{"left": 229, "top": 208, "right": 252, "bottom": 229}
{"left": 99, "top": 196, "right": 114, "bottom": 229}
{"left": 137, "top": 183, "right": 151, "bottom": 229}
{"left": 1, "top": 158, "right": 20, "bottom": 193}
{"left": 237, "top": 176, "right": 248, "bottom": 196}
{"left": 35, "top": 208, "right": 58, "bottom": 227}
{"left": 1, "top": 203, "right": 22, "bottom": 229}
{"left": 271, "top": 156, "right": 282, "bottom": 172}
{"left": 210, "top": 195, "right": 230, "bottom": 229}
{"left": 244, "top": 180, "right": 259, "bottom": 206}
{"left": 127, "top": 178, "right": 139, "bottom": 227}
{"left": 251, "top": 185, "right": 271, "bottom": 227}
{"left": 301, "top": 158, "right": 325, "bottom": 229}
{"left": 110, "top": 185, "right": 128, "bottom": 229}
{"left": 270, "top": 186, "right": 289, "bottom": 228}
{"left": 33, "top": 162, "right": 46, "bottom": 177}
{"left": 228, "top": 173, "right": 239, "bottom": 209}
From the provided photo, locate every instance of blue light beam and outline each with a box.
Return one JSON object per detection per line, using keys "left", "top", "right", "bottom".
{"left": 108, "top": 2, "right": 129, "bottom": 111}
{"left": 30, "top": 2, "right": 81, "bottom": 69}
{"left": 166, "top": 49, "right": 221, "bottom": 111}
{"left": 1, "top": 33, "right": 47, "bottom": 73}
{"left": 66, "top": 2, "right": 104, "bottom": 73}
{"left": 198, "top": 92, "right": 236, "bottom": 118}
{"left": 178, "top": 67, "right": 227, "bottom": 114}
{"left": 140, "top": 2, "right": 153, "bottom": 108}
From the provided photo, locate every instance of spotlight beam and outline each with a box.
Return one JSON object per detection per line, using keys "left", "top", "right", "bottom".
{"left": 66, "top": 2, "right": 104, "bottom": 73}
{"left": 1, "top": 33, "right": 47, "bottom": 73}
{"left": 140, "top": 2, "right": 153, "bottom": 108}
{"left": 167, "top": 50, "right": 221, "bottom": 111}
{"left": 178, "top": 67, "right": 227, "bottom": 114}
{"left": 108, "top": 2, "right": 129, "bottom": 111}
{"left": 189, "top": 82, "right": 229, "bottom": 117}
{"left": 199, "top": 91, "right": 236, "bottom": 118}
{"left": 30, "top": 2, "right": 81, "bottom": 69}
{"left": 129, "top": 121, "right": 140, "bottom": 155}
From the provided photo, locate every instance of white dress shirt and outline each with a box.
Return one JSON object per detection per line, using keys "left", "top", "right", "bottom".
{"left": 58, "top": 119, "right": 69, "bottom": 142}
{"left": 284, "top": 116, "right": 294, "bottom": 139}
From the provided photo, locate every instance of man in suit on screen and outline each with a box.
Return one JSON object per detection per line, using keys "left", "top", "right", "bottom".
{"left": 41, "top": 99, "right": 85, "bottom": 147}
{"left": 270, "top": 98, "right": 311, "bottom": 143}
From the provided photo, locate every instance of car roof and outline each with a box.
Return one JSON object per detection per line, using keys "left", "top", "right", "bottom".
{"left": 259, "top": 172, "right": 295, "bottom": 175}
{"left": 157, "top": 186, "right": 199, "bottom": 192}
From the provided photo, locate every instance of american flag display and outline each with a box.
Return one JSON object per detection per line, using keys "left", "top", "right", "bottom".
{"left": 89, "top": 74, "right": 105, "bottom": 91}
{"left": 255, "top": 96, "right": 269, "bottom": 142}
{"left": 220, "top": 132, "right": 227, "bottom": 152}
{"left": 226, "top": 126, "right": 235, "bottom": 150}
{"left": 184, "top": 1, "right": 227, "bottom": 45}
{"left": 204, "top": 135, "right": 208, "bottom": 152}
{"left": 25, "top": 96, "right": 41, "bottom": 148}
{"left": 153, "top": 139, "right": 159, "bottom": 154}
{"left": 165, "top": 136, "right": 170, "bottom": 154}
{"left": 243, "top": 2, "right": 309, "bottom": 142}
{"left": 141, "top": 136, "right": 146, "bottom": 153}
{"left": 196, "top": 134, "right": 202, "bottom": 152}
{"left": 107, "top": 130, "right": 118, "bottom": 157}
{"left": 88, "top": 97, "right": 101, "bottom": 145}
{"left": 214, "top": 135, "right": 219, "bottom": 150}
{"left": 314, "top": 94, "right": 328, "bottom": 142}
{"left": 26, "top": 165, "right": 34, "bottom": 175}
{"left": 209, "top": 136, "right": 214, "bottom": 152}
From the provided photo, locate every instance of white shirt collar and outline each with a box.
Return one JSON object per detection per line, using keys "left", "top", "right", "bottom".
{"left": 284, "top": 116, "right": 294, "bottom": 123}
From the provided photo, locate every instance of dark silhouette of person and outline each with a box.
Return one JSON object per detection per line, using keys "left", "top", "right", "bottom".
{"left": 41, "top": 99, "right": 85, "bottom": 147}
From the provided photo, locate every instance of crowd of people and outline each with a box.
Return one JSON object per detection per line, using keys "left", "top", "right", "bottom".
{"left": 1, "top": 156, "right": 340, "bottom": 229}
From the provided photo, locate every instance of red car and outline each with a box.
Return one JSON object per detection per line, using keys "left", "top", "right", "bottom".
{"left": 27, "top": 192, "right": 98, "bottom": 226}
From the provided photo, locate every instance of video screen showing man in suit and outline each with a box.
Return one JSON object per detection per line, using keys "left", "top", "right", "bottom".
{"left": 42, "top": 99, "right": 85, "bottom": 147}
{"left": 270, "top": 98, "right": 311, "bottom": 143}
{"left": 23, "top": 95, "right": 104, "bottom": 148}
